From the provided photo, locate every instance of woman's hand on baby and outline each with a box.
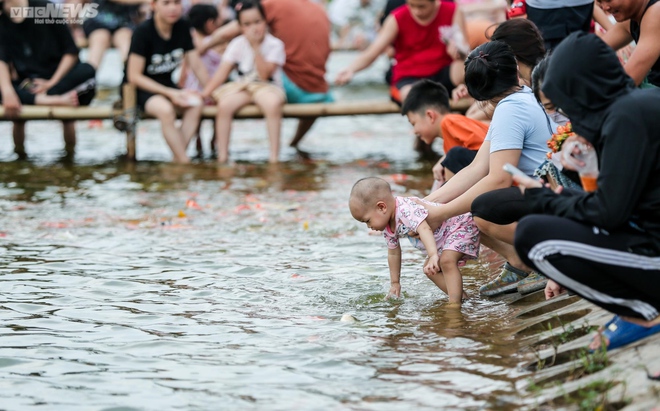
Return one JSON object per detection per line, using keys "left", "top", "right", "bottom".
{"left": 423, "top": 254, "right": 440, "bottom": 276}
{"left": 386, "top": 282, "right": 401, "bottom": 299}
{"left": 411, "top": 199, "right": 445, "bottom": 231}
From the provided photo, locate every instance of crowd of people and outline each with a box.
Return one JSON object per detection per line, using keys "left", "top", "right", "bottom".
{"left": 345, "top": 0, "right": 660, "bottom": 354}
{"left": 1, "top": 0, "right": 657, "bottom": 162}
{"left": 0, "top": 0, "right": 333, "bottom": 162}
{"left": 1, "top": 0, "right": 660, "bottom": 351}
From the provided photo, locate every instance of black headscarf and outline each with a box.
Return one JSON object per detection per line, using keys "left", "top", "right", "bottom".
{"left": 541, "top": 32, "right": 635, "bottom": 144}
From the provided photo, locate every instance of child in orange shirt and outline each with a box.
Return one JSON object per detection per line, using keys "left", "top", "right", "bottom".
{"left": 402, "top": 79, "right": 488, "bottom": 187}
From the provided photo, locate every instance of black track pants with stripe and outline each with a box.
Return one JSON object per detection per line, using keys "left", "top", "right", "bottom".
{"left": 514, "top": 215, "right": 660, "bottom": 321}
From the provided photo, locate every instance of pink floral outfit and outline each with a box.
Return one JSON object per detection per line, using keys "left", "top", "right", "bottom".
{"left": 383, "top": 197, "right": 480, "bottom": 263}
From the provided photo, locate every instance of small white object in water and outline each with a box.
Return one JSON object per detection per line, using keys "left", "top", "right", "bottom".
{"left": 340, "top": 313, "right": 358, "bottom": 323}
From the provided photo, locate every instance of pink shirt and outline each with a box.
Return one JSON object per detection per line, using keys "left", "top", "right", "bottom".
{"left": 383, "top": 197, "right": 480, "bottom": 260}
{"left": 184, "top": 37, "right": 222, "bottom": 93}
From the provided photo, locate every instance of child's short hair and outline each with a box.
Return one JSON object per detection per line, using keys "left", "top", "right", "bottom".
{"left": 235, "top": 0, "right": 266, "bottom": 23}
{"left": 349, "top": 177, "right": 392, "bottom": 207}
{"left": 187, "top": 4, "right": 219, "bottom": 34}
{"left": 401, "top": 79, "right": 450, "bottom": 116}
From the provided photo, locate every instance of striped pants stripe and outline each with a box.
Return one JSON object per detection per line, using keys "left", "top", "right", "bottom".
{"left": 514, "top": 215, "right": 660, "bottom": 321}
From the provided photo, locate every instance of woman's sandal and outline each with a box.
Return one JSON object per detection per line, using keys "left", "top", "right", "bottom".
{"left": 590, "top": 315, "right": 660, "bottom": 352}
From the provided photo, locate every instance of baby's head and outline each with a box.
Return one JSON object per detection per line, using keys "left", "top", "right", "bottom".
{"left": 349, "top": 177, "right": 395, "bottom": 231}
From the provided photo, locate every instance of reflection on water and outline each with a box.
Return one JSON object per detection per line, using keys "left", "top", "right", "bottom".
{"left": 0, "top": 104, "right": 530, "bottom": 410}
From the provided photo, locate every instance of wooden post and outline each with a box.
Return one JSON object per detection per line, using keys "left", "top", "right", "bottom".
{"left": 122, "top": 83, "right": 137, "bottom": 161}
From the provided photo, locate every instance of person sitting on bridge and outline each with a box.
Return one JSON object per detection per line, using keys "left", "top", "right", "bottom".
{"left": 83, "top": 0, "right": 151, "bottom": 72}
{"left": 335, "top": 0, "right": 466, "bottom": 104}
{"left": 197, "top": 0, "right": 333, "bottom": 150}
{"left": 201, "top": 0, "right": 286, "bottom": 164}
{"left": 0, "top": 0, "right": 97, "bottom": 158}
{"left": 126, "top": 0, "right": 208, "bottom": 163}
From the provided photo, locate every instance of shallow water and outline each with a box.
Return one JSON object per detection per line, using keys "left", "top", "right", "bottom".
{"left": 0, "top": 76, "right": 532, "bottom": 410}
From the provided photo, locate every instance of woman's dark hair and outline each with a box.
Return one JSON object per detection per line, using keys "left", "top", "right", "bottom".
{"left": 187, "top": 4, "right": 219, "bottom": 34}
{"left": 531, "top": 54, "right": 551, "bottom": 103}
{"left": 489, "top": 19, "right": 545, "bottom": 68}
{"left": 464, "top": 41, "right": 519, "bottom": 102}
{"left": 235, "top": 0, "right": 266, "bottom": 23}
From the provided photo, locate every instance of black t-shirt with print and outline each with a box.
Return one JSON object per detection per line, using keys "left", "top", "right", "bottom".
{"left": 0, "top": 0, "right": 79, "bottom": 80}
{"left": 128, "top": 18, "right": 194, "bottom": 89}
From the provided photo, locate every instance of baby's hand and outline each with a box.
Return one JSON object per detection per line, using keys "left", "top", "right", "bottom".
{"left": 424, "top": 255, "right": 440, "bottom": 276}
{"left": 386, "top": 283, "right": 401, "bottom": 299}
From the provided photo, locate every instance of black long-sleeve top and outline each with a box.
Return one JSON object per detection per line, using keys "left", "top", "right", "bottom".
{"left": 525, "top": 32, "right": 660, "bottom": 242}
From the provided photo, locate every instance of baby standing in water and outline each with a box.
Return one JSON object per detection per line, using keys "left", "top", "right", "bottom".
{"left": 349, "top": 177, "right": 480, "bottom": 304}
{"left": 201, "top": 0, "right": 286, "bottom": 163}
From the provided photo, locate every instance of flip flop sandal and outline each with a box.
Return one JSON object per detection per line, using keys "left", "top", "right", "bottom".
{"left": 648, "top": 372, "right": 660, "bottom": 381}
{"left": 593, "top": 315, "right": 660, "bottom": 352}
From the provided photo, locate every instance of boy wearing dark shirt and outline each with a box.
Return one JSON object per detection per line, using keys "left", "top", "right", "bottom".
{"left": 0, "top": 0, "right": 96, "bottom": 106}
{"left": 0, "top": 0, "right": 97, "bottom": 157}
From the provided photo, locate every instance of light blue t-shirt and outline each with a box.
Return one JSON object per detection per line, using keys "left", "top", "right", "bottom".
{"left": 485, "top": 86, "right": 554, "bottom": 177}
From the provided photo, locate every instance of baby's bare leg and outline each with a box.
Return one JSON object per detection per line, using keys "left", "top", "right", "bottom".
{"left": 439, "top": 250, "right": 466, "bottom": 304}
{"left": 424, "top": 258, "right": 449, "bottom": 295}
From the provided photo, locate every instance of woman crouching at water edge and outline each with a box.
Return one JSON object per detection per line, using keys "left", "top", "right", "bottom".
{"left": 514, "top": 32, "right": 660, "bottom": 351}
{"left": 421, "top": 40, "right": 552, "bottom": 297}
{"left": 126, "top": 0, "right": 209, "bottom": 163}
